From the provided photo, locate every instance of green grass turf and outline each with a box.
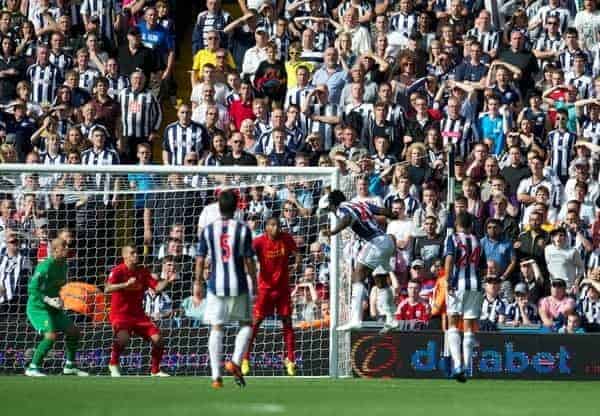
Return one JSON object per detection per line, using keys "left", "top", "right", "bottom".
{"left": 2, "top": 377, "right": 598, "bottom": 416}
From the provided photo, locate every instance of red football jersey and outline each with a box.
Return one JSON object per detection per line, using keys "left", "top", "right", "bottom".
{"left": 107, "top": 263, "right": 157, "bottom": 322}
{"left": 253, "top": 232, "right": 297, "bottom": 291}
{"left": 395, "top": 299, "right": 430, "bottom": 322}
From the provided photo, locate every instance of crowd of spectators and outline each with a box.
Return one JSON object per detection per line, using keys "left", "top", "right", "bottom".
{"left": 0, "top": 0, "right": 599, "bottom": 336}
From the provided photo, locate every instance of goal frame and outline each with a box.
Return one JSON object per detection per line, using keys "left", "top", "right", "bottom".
{"left": 0, "top": 163, "right": 345, "bottom": 378}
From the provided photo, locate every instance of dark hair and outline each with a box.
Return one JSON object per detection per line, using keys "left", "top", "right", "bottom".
{"left": 455, "top": 212, "right": 472, "bottom": 230}
{"left": 328, "top": 190, "right": 346, "bottom": 209}
{"left": 218, "top": 190, "right": 238, "bottom": 218}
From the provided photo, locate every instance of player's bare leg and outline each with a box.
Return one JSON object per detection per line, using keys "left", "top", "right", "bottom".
{"left": 281, "top": 316, "right": 296, "bottom": 376}
{"left": 447, "top": 314, "right": 466, "bottom": 383}
{"left": 242, "top": 317, "right": 264, "bottom": 376}
{"left": 209, "top": 323, "right": 224, "bottom": 388}
{"left": 109, "top": 330, "right": 129, "bottom": 377}
{"left": 226, "top": 320, "right": 251, "bottom": 387}
{"left": 26, "top": 331, "right": 57, "bottom": 377}
{"left": 149, "top": 333, "right": 169, "bottom": 377}
{"left": 62, "top": 325, "right": 88, "bottom": 376}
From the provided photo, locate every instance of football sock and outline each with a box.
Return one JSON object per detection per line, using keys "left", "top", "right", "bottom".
{"left": 377, "top": 286, "right": 395, "bottom": 324}
{"left": 282, "top": 321, "right": 296, "bottom": 362}
{"left": 209, "top": 329, "right": 224, "bottom": 380}
{"left": 32, "top": 338, "right": 54, "bottom": 367}
{"left": 463, "top": 332, "right": 476, "bottom": 375}
{"left": 350, "top": 282, "right": 365, "bottom": 323}
{"left": 65, "top": 335, "right": 79, "bottom": 365}
{"left": 447, "top": 327, "right": 462, "bottom": 372}
{"left": 232, "top": 325, "right": 252, "bottom": 366}
{"left": 244, "top": 321, "right": 260, "bottom": 361}
{"left": 109, "top": 341, "right": 124, "bottom": 366}
{"left": 150, "top": 343, "right": 164, "bottom": 374}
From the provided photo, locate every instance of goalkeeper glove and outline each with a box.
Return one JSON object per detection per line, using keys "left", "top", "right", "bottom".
{"left": 43, "top": 296, "right": 63, "bottom": 309}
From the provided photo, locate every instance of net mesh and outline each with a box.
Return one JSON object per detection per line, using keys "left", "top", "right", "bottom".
{"left": 0, "top": 166, "right": 336, "bottom": 376}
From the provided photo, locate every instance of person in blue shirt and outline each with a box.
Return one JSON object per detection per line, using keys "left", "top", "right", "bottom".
{"left": 128, "top": 142, "right": 155, "bottom": 250}
{"left": 477, "top": 94, "right": 511, "bottom": 155}
{"left": 480, "top": 218, "right": 517, "bottom": 298}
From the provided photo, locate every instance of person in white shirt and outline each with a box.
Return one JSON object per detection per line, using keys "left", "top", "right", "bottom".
{"left": 574, "top": 0, "right": 600, "bottom": 51}
{"left": 545, "top": 227, "right": 585, "bottom": 291}
{"left": 386, "top": 198, "right": 415, "bottom": 272}
{"left": 241, "top": 27, "right": 269, "bottom": 82}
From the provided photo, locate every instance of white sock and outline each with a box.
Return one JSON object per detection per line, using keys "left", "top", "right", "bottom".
{"left": 463, "top": 332, "right": 476, "bottom": 375}
{"left": 208, "top": 329, "right": 224, "bottom": 380}
{"left": 443, "top": 330, "right": 450, "bottom": 357}
{"left": 232, "top": 325, "right": 252, "bottom": 366}
{"left": 377, "top": 287, "right": 395, "bottom": 323}
{"left": 351, "top": 282, "right": 366, "bottom": 323}
{"left": 447, "top": 327, "right": 462, "bottom": 372}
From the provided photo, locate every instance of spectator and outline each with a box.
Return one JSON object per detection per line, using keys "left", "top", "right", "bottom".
{"left": 0, "top": 235, "right": 31, "bottom": 314}
{"left": 504, "top": 282, "right": 540, "bottom": 327}
{"left": 394, "top": 279, "right": 430, "bottom": 326}
{"left": 576, "top": 277, "right": 600, "bottom": 332}
{"left": 481, "top": 218, "right": 517, "bottom": 299}
{"left": 479, "top": 276, "right": 507, "bottom": 331}
{"left": 538, "top": 278, "right": 576, "bottom": 330}
{"left": 545, "top": 227, "right": 585, "bottom": 291}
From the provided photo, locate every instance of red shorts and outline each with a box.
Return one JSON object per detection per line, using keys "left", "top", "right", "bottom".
{"left": 111, "top": 318, "right": 160, "bottom": 340}
{"left": 254, "top": 288, "right": 292, "bottom": 320}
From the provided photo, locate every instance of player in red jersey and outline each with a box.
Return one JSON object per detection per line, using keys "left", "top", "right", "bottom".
{"left": 105, "top": 245, "right": 175, "bottom": 377}
{"left": 242, "top": 217, "right": 301, "bottom": 376}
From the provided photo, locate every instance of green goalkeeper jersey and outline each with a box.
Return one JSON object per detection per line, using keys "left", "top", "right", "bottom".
{"left": 27, "top": 257, "right": 67, "bottom": 309}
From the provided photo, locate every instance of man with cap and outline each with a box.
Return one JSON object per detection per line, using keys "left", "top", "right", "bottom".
{"left": 545, "top": 227, "right": 585, "bottom": 291}
{"left": 325, "top": 189, "right": 398, "bottom": 330}
{"left": 504, "top": 282, "right": 539, "bottom": 326}
{"left": 478, "top": 275, "right": 507, "bottom": 331}
{"left": 241, "top": 25, "right": 269, "bottom": 83}
{"left": 117, "top": 26, "right": 157, "bottom": 79}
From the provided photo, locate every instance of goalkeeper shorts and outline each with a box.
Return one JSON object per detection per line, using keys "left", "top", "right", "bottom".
{"left": 27, "top": 306, "right": 73, "bottom": 333}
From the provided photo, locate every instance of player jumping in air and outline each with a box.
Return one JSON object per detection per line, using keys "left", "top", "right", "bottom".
{"left": 105, "top": 244, "right": 176, "bottom": 377}
{"left": 444, "top": 213, "right": 484, "bottom": 383}
{"left": 325, "top": 190, "right": 398, "bottom": 329}
{"left": 241, "top": 217, "right": 301, "bottom": 376}
{"left": 196, "top": 190, "right": 257, "bottom": 389}
{"left": 25, "top": 238, "right": 88, "bottom": 377}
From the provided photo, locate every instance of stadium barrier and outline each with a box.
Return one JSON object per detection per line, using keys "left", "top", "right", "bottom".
{"left": 351, "top": 330, "right": 600, "bottom": 380}
{"left": 0, "top": 321, "right": 329, "bottom": 376}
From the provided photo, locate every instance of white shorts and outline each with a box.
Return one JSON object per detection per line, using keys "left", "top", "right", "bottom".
{"left": 446, "top": 290, "right": 483, "bottom": 320}
{"left": 357, "top": 234, "right": 395, "bottom": 272}
{"left": 204, "top": 292, "right": 252, "bottom": 325}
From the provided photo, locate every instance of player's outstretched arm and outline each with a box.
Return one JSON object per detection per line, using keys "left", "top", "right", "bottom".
{"left": 104, "top": 277, "right": 136, "bottom": 294}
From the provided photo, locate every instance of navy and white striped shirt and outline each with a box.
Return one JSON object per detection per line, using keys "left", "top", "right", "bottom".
{"left": 505, "top": 302, "right": 539, "bottom": 324}
{"left": 107, "top": 74, "right": 130, "bottom": 99}
{"left": 162, "top": 121, "right": 209, "bottom": 165}
{"left": 0, "top": 253, "right": 30, "bottom": 304}
{"left": 440, "top": 116, "right": 473, "bottom": 158}
{"left": 577, "top": 297, "right": 600, "bottom": 325}
{"left": 80, "top": 0, "right": 118, "bottom": 43}
{"left": 547, "top": 129, "right": 576, "bottom": 178}
{"left": 49, "top": 51, "right": 73, "bottom": 77}
{"left": 80, "top": 147, "right": 120, "bottom": 204}
{"left": 77, "top": 67, "right": 101, "bottom": 93}
{"left": 197, "top": 219, "right": 254, "bottom": 297}
{"left": 444, "top": 232, "right": 482, "bottom": 292}
{"left": 466, "top": 28, "right": 500, "bottom": 55}
{"left": 305, "top": 103, "right": 340, "bottom": 150}
{"left": 27, "top": 63, "right": 62, "bottom": 104}
{"left": 383, "top": 193, "right": 420, "bottom": 216}
{"left": 118, "top": 88, "right": 163, "bottom": 138}
{"left": 480, "top": 296, "right": 507, "bottom": 322}
{"left": 194, "top": 10, "right": 231, "bottom": 51}
{"left": 285, "top": 85, "right": 314, "bottom": 110}
{"left": 390, "top": 12, "right": 417, "bottom": 37}
{"left": 337, "top": 201, "right": 385, "bottom": 242}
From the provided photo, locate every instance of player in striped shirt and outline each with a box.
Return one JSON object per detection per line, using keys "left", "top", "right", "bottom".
{"left": 196, "top": 190, "right": 257, "bottom": 389}
{"left": 444, "top": 213, "right": 484, "bottom": 382}
{"left": 326, "top": 190, "right": 398, "bottom": 328}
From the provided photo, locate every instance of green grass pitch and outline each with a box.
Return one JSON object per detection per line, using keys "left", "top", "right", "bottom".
{"left": 2, "top": 377, "right": 598, "bottom": 416}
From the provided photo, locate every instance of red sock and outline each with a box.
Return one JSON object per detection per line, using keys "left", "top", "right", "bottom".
{"left": 110, "top": 342, "right": 123, "bottom": 366}
{"left": 244, "top": 321, "right": 260, "bottom": 360}
{"left": 151, "top": 344, "right": 164, "bottom": 374}
{"left": 282, "top": 322, "right": 295, "bottom": 362}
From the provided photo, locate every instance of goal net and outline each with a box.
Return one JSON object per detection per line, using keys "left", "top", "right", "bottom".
{"left": 0, "top": 164, "right": 349, "bottom": 377}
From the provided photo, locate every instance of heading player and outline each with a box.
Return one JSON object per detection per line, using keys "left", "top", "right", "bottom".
{"left": 196, "top": 190, "right": 257, "bottom": 389}
{"left": 242, "top": 217, "right": 301, "bottom": 376}
{"left": 105, "top": 244, "right": 176, "bottom": 377}
{"left": 25, "top": 238, "right": 88, "bottom": 377}
{"left": 325, "top": 190, "right": 398, "bottom": 328}
{"left": 444, "top": 213, "right": 484, "bottom": 382}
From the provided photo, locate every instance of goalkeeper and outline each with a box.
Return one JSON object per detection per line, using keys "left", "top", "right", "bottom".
{"left": 25, "top": 238, "right": 88, "bottom": 377}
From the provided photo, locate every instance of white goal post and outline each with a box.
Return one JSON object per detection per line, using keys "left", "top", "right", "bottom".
{"left": 0, "top": 163, "right": 353, "bottom": 377}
